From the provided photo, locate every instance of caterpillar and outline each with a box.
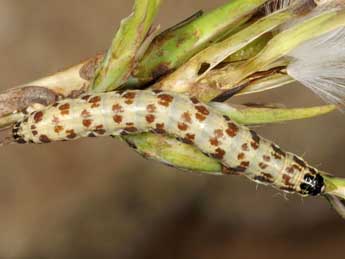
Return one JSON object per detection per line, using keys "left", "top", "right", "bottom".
{"left": 12, "top": 90, "right": 325, "bottom": 197}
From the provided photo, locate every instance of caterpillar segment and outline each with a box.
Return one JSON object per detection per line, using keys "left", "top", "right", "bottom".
{"left": 12, "top": 90, "right": 325, "bottom": 197}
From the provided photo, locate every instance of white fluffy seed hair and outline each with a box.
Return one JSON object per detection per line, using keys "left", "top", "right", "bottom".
{"left": 287, "top": 27, "right": 345, "bottom": 107}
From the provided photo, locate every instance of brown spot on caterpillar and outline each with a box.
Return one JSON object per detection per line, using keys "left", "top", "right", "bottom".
{"left": 34, "top": 111, "right": 44, "bottom": 123}
{"left": 210, "top": 137, "right": 219, "bottom": 146}
{"left": 157, "top": 94, "right": 174, "bottom": 107}
{"left": 271, "top": 144, "right": 286, "bottom": 159}
{"left": 194, "top": 105, "right": 209, "bottom": 122}
{"left": 81, "top": 109, "right": 91, "bottom": 117}
{"left": 39, "top": 135, "right": 51, "bottom": 143}
{"left": 81, "top": 95, "right": 91, "bottom": 101}
{"left": 31, "top": 125, "right": 36, "bottom": 130}
{"left": 52, "top": 102, "right": 59, "bottom": 107}
{"left": 123, "top": 91, "right": 136, "bottom": 99}
{"left": 241, "top": 161, "right": 250, "bottom": 168}
{"left": 178, "top": 133, "right": 196, "bottom": 145}
{"left": 95, "top": 125, "right": 106, "bottom": 135}
{"left": 23, "top": 117, "right": 29, "bottom": 123}
{"left": 125, "top": 125, "right": 137, "bottom": 133}
{"left": 113, "top": 115, "right": 123, "bottom": 124}
{"left": 293, "top": 155, "right": 307, "bottom": 168}
{"left": 211, "top": 148, "right": 226, "bottom": 159}
{"left": 89, "top": 96, "right": 101, "bottom": 108}
{"left": 195, "top": 113, "right": 206, "bottom": 122}
{"left": 125, "top": 99, "right": 134, "bottom": 105}
{"left": 180, "top": 137, "right": 193, "bottom": 145}
{"left": 54, "top": 125, "right": 64, "bottom": 133}
{"left": 214, "top": 129, "right": 224, "bottom": 138}
{"left": 181, "top": 112, "right": 192, "bottom": 123}
{"left": 251, "top": 141, "right": 259, "bottom": 150}
{"left": 238, "top": 153, "right": 245, "bottom": 160}
{"left": 146, "top": 114, "right": 156, "bottom": 124}
{"left": 178, "top": 122, "right": 188, "bottom": 131}
{"left": 273, "top": 153, "right": 282, "bottom": 160}
{"left": 226, "top": 122, "right": 239, "bottom": 137}
{"left": 263, "top": 155, "right": 271, "bottom": 162}
{"left": 66, "top": 129, "right": 77, "bottom": 139}
{"left": 59, "top": 103, "right": 70, "bottom": 115}
{"left": 147, "top": 104, "right": 157, "bottom": 113}
{"left": 259, "top": 162, "right": 268, "bottom": 170}
{"left": 154, "top": 123, "right": 166, "bottom": 134}
{"left": 250, "top": 131, "right": 260, "bottom": 150}
{"left": 283, "top": 174, "right": 294, "bottom": 187}
{"left": 124, "top": 122, "right": 138, "bottom": 133}
{"left": 195, "top": 105, "right": 209, "bottom": 116}
{"left": 185, "top": 133, "right": 195, "bottom": 143}
{"left": 32, "top": 130, "right": 38, "bottom": 136}
{"left": 112, "top": 104, "right": 124, "bottom": 113}
{"left": 190, "top": 97, "right": 200, "bottom": 104}
{"left": 242, "top": 143, "right": 249, "bottom": 152}
{"left": 95, "top": 129, "right": 107, "bottom": 135}
{"left": 82, "top": 119, "right": 93, "bottom": 128}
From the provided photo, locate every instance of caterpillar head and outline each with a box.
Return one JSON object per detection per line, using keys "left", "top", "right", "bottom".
{"left": 300, "top": 173, "right": 325, "bottom": 196}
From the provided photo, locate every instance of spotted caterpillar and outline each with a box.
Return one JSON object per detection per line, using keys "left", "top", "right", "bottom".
{"left": 12, "top": 90, "right": 325, "bottom": 196}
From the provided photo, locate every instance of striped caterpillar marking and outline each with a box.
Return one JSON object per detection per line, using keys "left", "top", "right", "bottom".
{"left": 12, "top": 90, "right": 325, "bottom": 196}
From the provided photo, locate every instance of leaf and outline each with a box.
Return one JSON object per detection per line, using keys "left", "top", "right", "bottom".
{"left": 91, "top": 0, "right": 161, "bottom": 92}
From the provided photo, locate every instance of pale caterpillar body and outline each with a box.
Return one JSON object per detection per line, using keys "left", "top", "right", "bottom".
{"left": 12, "top": 90, "right": 325, "bottom": 197}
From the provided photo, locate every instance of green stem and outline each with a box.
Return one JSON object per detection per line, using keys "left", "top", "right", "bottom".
{"left": 324, "top": 175, "right": 345, "bottom": 200}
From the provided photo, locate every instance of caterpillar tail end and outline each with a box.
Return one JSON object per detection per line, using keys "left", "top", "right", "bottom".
{"left": 0, "top": 112, "right": 27, "bottom": 146}
{"left": 322, "top": 175, "right": 345, "bottom": 220}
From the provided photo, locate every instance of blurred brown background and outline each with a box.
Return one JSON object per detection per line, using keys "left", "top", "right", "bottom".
{"left": 0, "top": 1, "right": 344, "bottom": 258}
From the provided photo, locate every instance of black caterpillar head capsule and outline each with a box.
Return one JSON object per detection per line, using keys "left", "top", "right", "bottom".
{"left": 300, "top": 173, "right": 324, "bottom": 196}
